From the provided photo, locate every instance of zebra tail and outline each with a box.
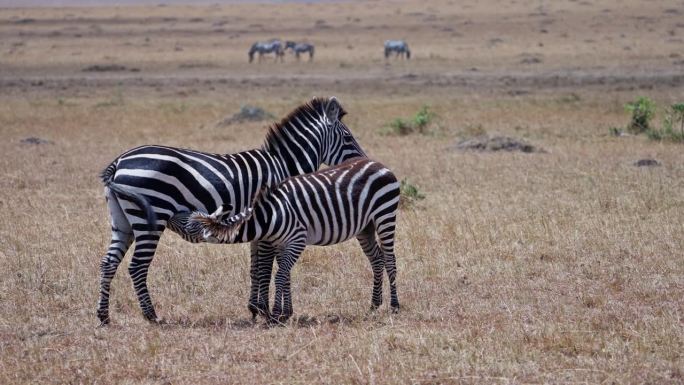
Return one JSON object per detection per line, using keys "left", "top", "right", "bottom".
{"left": 189, "top": 184, "right": 272, "bottom": 242}
{"left": 100, "top": 160, "right": 157, "bottom": 231}
{"left": 189, "top": 206, "right": 253, "bottom": 243}
{"left": 99, "top": 160, "right": 118, "bottom": 184}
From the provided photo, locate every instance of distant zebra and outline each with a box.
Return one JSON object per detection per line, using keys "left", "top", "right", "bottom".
{"left": 189, "top": 158, "right": 401, "bottom": 323}
{"left": 248, "top": 39, "right": 285, "bottom": 63}
{"left": 384, "top": 40, "right": 411, "bottom": 59}
{"left": 97, "top": 97, "right": 365, "bottom": 326}
{"left": 285, "top": 41, "right": 315, "bottom": 61}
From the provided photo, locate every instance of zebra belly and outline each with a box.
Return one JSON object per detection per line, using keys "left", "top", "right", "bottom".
{"left": 306, "top": 222, "right": 363, "bottom": 246}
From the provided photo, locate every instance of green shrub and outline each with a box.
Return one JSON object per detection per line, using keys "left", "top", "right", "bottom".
{"left": 412, "top": 105, "right": 434, "bottom": 132}
{"left": 624, "top": 96, "right": 655, "bottom": 134}
{"left": 647, "top": 103, "right": 684, "bottom": 142}
{"left": 399, "top": 179, "right": 425, "bottom": 208}
{"left": 387, "top": 118, "right": 414, "bottom": 136}
{"left": 383, "top": 105, "right": 435, "bottom": 136}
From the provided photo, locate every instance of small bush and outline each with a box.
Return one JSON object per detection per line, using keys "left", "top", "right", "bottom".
{"left": 642, "top": 102, "right": 684, "bottom": 142}
{"left": 383, "top": 105, "right": 435, "bottom": 136}
{"left": 399, "top": 179, "right": 425, "bottom": 208}
{"left": 660, "top": 103, "right": 684, "bottom": 141}
{"left": 387, "top": 118, "right": 413, "bottom": 136}
{"left": 412, "top": 105, "right": 434, "bottom": 132}
{"left": 624, "top": 96, "right": 655, "bottom": 134}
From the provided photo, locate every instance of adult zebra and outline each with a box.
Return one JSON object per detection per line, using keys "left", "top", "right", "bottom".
{"left": 189, "top": 158, "right": 400, "bottom": 323}
{"left": 384, "top": 40, "right": 411, "bottom": 59}
{"left": 97, "top": 97, "right": 365, "bottom": 325}
{"left": 284, "top": 41, "right": 315, "bottom": 61}
{"left": 248, "top": 39, "right": 285, "bottom": 63}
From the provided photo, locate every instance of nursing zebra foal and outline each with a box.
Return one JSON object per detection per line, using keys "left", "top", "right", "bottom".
{"left": 97, "top": 97, "right": 365, "bottom": 326}
{"left": 189, "top": 158, "right": 401, "bottom": 323}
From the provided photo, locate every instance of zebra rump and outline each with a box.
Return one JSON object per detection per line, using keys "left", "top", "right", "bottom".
{"left": 100, "top": 160, "right": 157, "bottom": 231}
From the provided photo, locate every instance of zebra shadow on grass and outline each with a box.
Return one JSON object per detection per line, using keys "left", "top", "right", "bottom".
{"left": 158, "top": 316, "right": 255, "bottom": 330}
{"left": 290, "top": 312, "right": 398, "bottom": 328}
{"left": 157, "top": 311, "right": 396, "bottom": 329}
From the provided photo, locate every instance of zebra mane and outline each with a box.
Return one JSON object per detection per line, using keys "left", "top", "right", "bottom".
{"left": 262, "top": 97, "right": 347, "bottom": 153}
{"left": 189, "top": 185, "right": 274, "bottom": 243}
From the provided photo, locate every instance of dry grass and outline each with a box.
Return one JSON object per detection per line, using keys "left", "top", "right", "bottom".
{"left": 1, "top": 0, "right": 683, "bottom": 384}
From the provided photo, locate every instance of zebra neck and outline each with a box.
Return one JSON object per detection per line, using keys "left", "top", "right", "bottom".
{"left": 233, "top": 203, "right": 274, "bottom": 243}
{"left": 262, "top": 110, "right": 326, "bottom": 177}
{"left": 264, "top": 136, "right": 321, "bottom": 178}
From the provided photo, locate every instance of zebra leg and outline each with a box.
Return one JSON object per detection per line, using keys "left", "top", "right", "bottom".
{"left": 376, "top": 217, "right": 400, "bottom": 312}
{"left": 97, "top": 191, "right": 134, "bottom": 326}
{"left": 255, "top": 242, "right": 278, "bottom": 319}
{"left": 270, "top": 238, "right": 306, "bottom": 324}
{"left": 97, "top": 229, "right": 133, "bottom": 325}
{"left": 248, "top": 241, "right": 260, "bottom": 320}
{"left": 128, "top": 229, "right": 164, "bottom": 323}
{"left": 248, "top": 241, "right": 276, "bottom": 320}
{"left": 356, "top": 225, "right": 384, "bottom": 311}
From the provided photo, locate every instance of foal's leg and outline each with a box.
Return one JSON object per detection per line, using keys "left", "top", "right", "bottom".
{"left": 356, "top": 224, "right": 385, "bottom": 310}
{"left": 248, "top": 241, "right": 277, "bottom": 321}
{"left": 270, "top": 237, "right": 306, "bottom": 324}
{"left": 128, "top": 226, "right": 165, "bottom": 323}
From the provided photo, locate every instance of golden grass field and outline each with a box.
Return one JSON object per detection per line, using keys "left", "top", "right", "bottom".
{"left": 1, "top": 0, "right": 683, "bottom": 383}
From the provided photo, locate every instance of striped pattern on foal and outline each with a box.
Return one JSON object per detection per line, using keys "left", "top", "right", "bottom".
{"left": 190, "top": 158, "right": 401, "bottom": 323}
{"left": 97, "top": 97, "right": 365, "bottom": 325}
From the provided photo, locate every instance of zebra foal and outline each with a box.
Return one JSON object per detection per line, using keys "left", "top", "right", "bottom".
{"left": 189, "top": 158, "right": 401, "bottom": 323}
{"left": 97, "top": 97, "right": 365, "bottom": 325}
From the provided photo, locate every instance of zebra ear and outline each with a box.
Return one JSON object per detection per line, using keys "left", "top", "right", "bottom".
{"left": 325, "top": 96, "right": 341, "bottom": 122}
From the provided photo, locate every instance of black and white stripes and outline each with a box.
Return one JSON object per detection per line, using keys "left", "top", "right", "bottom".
{"left": 97, "top": 97, "right": 365, "bottom": 325}
{"left": 190, "top": 158, "right": 401, "bottom": 323}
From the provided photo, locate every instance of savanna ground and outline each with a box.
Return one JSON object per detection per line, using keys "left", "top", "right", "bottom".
{"left": 1, "top": 0, "right": 683, "bottom": 383}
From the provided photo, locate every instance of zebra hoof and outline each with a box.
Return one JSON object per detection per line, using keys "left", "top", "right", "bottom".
{"left": 267, "top": 314, "right": 289, "bottom": 327}
{"left": 391, "top": 305, "right": 400, "bottom": 314}
{"left": 97, "top": 318, "right": 110, "bottom": 327}
{"left": 144, "top": 313, "right": 164, "bottom": 325}
{"left": 248, "top": 303, "right": 259, "bottom": 318}
{"left": 248, "top": 302, "right": 270, "bottom": 321}
{"left": 97, "top": 312, "right": 110, "bottom": 326}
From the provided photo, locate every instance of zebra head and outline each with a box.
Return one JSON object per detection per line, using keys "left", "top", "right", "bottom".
{"left": 320, "top": 96, "right": 366, "bottom": 165}
{"left": 263, "top": 97, "right": 366, "bottom": 175}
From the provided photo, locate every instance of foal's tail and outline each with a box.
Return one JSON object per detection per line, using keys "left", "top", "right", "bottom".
{"left": 189, "top": 185, "right": 272, "bottom": 243}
